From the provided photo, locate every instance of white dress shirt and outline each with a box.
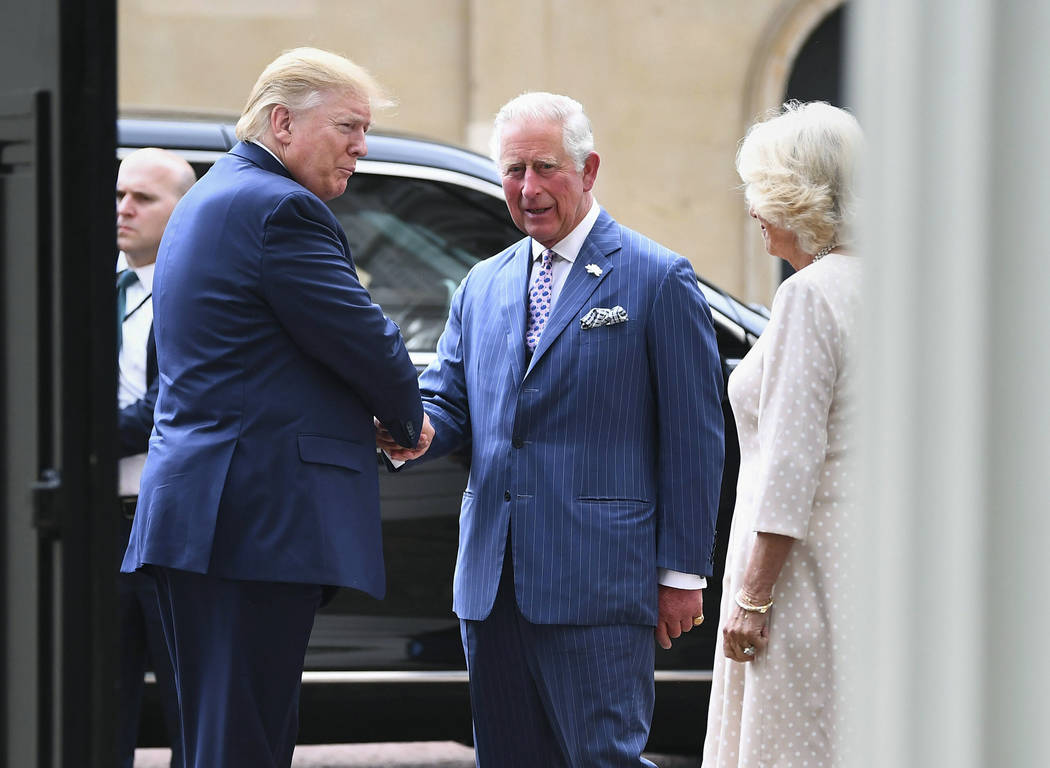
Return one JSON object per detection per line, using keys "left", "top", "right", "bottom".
{"left": 527, "top": 198, "right": 601, "bottom": 304}
{"left": 117, "top": 258, "right": 154, "bottom": 496}
{"left": 529, "top": 201, "right": 706, "bottom": 592}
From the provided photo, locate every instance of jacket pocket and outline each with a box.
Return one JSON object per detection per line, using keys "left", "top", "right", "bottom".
{"left": 579, "top": 321, "right": 632, "bottom": 345}
{"left": 297, "top": 434, "right": 364, "bottom": 472}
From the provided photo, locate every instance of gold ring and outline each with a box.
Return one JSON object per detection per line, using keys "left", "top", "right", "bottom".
{"left": 692, "top": 615, "right": 704, "bottom": 627}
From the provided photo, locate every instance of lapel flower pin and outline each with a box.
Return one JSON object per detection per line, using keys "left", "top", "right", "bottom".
{"left": 585, "top": 263, "right": 602, "bottom": 277}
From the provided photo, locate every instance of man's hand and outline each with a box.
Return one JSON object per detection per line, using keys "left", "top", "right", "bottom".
{"left": 376, "top": 413, "right": 434, "bottom": 461}
{"left": 655, "top": 585, "right": 703, "bottom": 650}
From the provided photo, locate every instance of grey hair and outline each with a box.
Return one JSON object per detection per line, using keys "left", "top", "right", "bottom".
{"left": 235, "top": 47, "right": 394, "bottom": 142}
{"left": 736, "top": 101, "right": 863, "bottom": 255}
{"left": 490, "top": 92, "right": 594, "bottom": 171}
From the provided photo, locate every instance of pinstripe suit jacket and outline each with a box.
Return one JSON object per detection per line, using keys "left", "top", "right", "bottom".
{"left": 419, "top": 209, "right": 724, "bottom": 625}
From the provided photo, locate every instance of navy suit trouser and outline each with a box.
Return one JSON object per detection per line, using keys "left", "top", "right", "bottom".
{"left": 460, "top": 549, "right": 658, "bottom": 768}
{"left": 118, "top": 561, "right": 183, "bottom": 768}
{"left": 149, "top": 566, "right": 323, "bottom": 768}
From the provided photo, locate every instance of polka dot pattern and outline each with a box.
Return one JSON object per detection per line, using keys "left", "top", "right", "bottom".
{"left": 525, "top": 249, "right": 556, "bottom": 351}
{"left": 702, "top": 253, "right": 862, "bottom": 768}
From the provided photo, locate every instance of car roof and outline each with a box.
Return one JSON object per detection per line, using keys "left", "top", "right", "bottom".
{"left": 117, "top": 116, "right": 501, "bottom": 186}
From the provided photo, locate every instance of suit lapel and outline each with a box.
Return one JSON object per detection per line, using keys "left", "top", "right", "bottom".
{"left": 526, "top": 211, "right": 622, "bottom": 376}
{"left": 146, "top": 323, "right": 157, "bottom": 386}
{"left": 497, "top": 240, "right": 532, "bottom": 383}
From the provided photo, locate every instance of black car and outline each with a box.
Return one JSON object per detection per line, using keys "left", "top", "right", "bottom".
{"left": 119, "top": 116, "right": 768, "bottom": 753}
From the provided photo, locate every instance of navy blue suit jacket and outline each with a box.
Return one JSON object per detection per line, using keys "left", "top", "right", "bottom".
{"left": 121, "top": 142, "right": 422, "bottom": 597}
{"left": 418, "top": 210, "right": 725, "bottom": 625}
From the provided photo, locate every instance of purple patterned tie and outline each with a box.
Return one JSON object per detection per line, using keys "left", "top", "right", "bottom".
{"left": 525, "top": 249, "right": 556, "bottom": 352}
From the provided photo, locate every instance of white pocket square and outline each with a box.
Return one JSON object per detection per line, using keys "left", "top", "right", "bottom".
{"left": 580, "top": 305, "right": 628, "bottom": 330}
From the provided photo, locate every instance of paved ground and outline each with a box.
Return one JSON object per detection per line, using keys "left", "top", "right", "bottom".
{"left": 136, "top": 743, "right": 700, "bottom": 767}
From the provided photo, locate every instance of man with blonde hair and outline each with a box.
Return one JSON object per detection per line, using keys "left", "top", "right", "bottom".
{"left": 121, "top": 48, "right": 427, "bottom": 767}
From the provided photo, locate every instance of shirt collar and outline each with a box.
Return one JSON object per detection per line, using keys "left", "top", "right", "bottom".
{"left": 128, "top": 261, "right": 155, "bottom": 294}
{"left": 249, "top": 139, "right": 287, "bottom": 169}
{"left": 531, "top": 199, "right": 601, "bottom": 263}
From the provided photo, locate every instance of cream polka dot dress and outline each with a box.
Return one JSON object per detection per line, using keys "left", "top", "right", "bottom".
{"left": 702, "top": 252, "right": 861, "bottom": 768}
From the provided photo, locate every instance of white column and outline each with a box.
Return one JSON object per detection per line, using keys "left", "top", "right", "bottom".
{"left": 982, "top": 2, "right": 1050, "bottom": 763}
{"left": 851, "top": 1, "right": 1050, "bottom": 766}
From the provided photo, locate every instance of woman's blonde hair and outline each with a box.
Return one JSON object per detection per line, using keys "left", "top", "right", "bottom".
{"left": 736, "top": 101, "right": 862, "bottom": 255}
{"left": 235, "top": 47, "right": 394, "bottom": 142}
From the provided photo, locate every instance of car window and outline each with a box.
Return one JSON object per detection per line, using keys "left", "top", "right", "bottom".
{"left": 698, "top": 281, "right": 769, "bottom": 338}
{"left": 698, "top": 282, "right": 737, "bottom": 320}
{"left": 329, "top": 173, "right": 521, "bottom": 352}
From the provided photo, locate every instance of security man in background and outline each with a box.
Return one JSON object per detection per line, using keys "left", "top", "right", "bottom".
{"left": 115, "top": 147, "right": 196, "bottom": 768}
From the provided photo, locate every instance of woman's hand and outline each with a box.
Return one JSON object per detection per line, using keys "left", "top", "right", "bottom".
{"left": 724, "top": 531, "right": 794, "bottom": 663}
{"left": 722, "top": 605, "right": 769, "bottom": 662}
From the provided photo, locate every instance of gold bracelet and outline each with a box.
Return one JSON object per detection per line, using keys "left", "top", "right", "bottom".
{"left": 735, "top": 589, "right": 774, "bottom": 614}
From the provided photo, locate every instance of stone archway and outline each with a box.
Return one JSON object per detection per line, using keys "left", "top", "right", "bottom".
{"left": 738, "top": 0, "right": 848, "bottom": 304}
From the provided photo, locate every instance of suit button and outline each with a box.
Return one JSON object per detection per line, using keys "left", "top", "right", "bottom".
{"left": 512, "top": 438, "right": 523, "bottom": 449}
{"left": 504, "top": 491, "right": 511, "bottom": 502}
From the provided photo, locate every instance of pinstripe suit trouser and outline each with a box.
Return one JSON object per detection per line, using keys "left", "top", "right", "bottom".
{"left": 460, "top": 548, "right": 658, "bottom": 768}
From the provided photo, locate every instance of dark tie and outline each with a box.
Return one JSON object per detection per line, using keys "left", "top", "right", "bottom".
{"left": 525, "top": 249, "right": 556, "bottom": 352}
{"left": 116, "top": 269, "right": 139, "bottom": 351}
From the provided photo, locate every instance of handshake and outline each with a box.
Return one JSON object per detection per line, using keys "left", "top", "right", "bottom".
{"left": 375, "top": 412, "right": 435, "bottom": 462}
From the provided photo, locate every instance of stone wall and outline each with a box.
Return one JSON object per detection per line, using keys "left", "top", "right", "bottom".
{"left": 119, "top": 0, "right": 844, "bottom": 304}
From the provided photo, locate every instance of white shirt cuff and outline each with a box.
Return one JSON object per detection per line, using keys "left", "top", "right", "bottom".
{"left": 380, "top": 449, "right": 405, "bottom": 469}
{"left": 658, "top": 568, "right": 707, "bottom": 590}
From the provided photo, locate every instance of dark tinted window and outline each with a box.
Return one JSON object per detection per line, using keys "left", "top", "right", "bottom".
{"left": 330, "top": 173, "right": 521, "bottom": 352}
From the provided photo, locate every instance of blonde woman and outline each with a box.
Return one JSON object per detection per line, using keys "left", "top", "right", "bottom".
{"left": 703, "top": 101, "right": 863, "bottom": 768}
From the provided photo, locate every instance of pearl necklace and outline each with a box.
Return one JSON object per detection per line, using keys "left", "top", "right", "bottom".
{"left": 813, "top": 244, "right": 835, "bottom": 261}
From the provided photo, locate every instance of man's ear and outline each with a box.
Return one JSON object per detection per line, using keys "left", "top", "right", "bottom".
{"left": 270, "top": 105, "right": 293, "bottom": 146}
{"left": 581, "top": 152, "right": 600, "bottom": 192}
